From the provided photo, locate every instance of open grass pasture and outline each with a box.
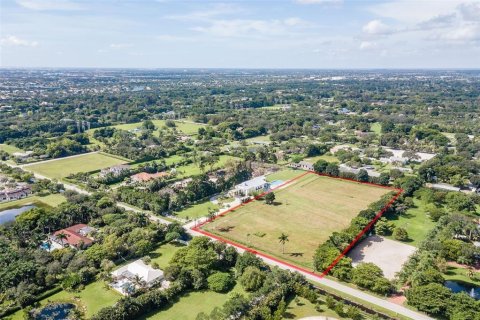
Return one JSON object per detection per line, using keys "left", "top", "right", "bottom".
{"left": 25, "top": 152, "right": 127, "bottom": 180}
{"left": 203, "top": 173, "right": 391, "bottom": 268}
{"left": 0, "top": 143, "right": 24, "bottom": 155}
{"left": 0, "top": 194, "right": 66, "bottom": 211}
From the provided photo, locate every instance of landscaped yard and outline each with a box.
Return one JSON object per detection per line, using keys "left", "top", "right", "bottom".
{"left": 173, "top": 200, "right": 219, "bottom": 220}
{"left": 149, "top": 243, "right": 185, "bottom": 269}
{"left": 283, "top": 296, "right": 346, "bottom": 319}
{"left": 202, "top": 173, "right": 391, "bottom": 268}
{"left": 265, "top": 168, "right": 302, "bottom": 182}
{"left": 304, "top": 154, "right": 339, "bottom": 163}
{"left": 25, "top": 152, "right": 128, "bottom": 180}
{"left": 384, "top": 198, "right": 436, "bottom": 246}
{"left": 140, "top": 283, "right": 244, "bottom": 320}
{"left": 0, "top": 193, "right": 67, "bottom": 210}
{"left": 444, "top": 265, "right": 480, "bottom": 286}
{"left": 7, "top": 281, "right": 121, "bottom": 320}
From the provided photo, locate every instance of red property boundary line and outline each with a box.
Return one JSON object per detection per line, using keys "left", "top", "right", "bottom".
{"left": 192, "top": 170, "right": 403, "bottom": 279}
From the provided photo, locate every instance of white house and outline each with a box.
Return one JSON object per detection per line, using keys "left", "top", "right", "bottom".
{"left": 99, "top": 164, "right": 130, "bottom": 178}
{"left": 289, "top": 161, "right": 314, "bottom": 171}
{"left": 230, "top": 176, "right": 269, "bottom": 197}
{"left": 110, "top": 259, "right": 165, "bottom": 295}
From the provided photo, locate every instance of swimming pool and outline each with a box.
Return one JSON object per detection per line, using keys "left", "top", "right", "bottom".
{"left": 269, "top": 180, "right": 284, "bottom": 189}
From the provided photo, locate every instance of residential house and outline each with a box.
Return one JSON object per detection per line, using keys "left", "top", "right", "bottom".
{"left": 131, "top": 171, "right": 169, "bottom": 183}
{"left": 100, "top": 164, "right": 130, "bottom": 177}
{"left": 172, "top": 178, "right": 193, "bottom": 190}
{"left": 289, "top": 161, "right": 314, "bottom": 171}
{"left": 51, "top": 224, "right": 95, "bottom": 249}
{"left": 110, "top": 259, "right": 166, "bottom": 295}
{"left": 0, "top": 185, "right": 32, "bottom": 202}
{"left": 230, "top": 176, "right": 269, "bottom": 197}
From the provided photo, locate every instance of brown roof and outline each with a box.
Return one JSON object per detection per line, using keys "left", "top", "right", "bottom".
{"left": 53, "top": 224, "right": 93, "bottom": 247}
{"left": 131, "top": 172, "right": 169, "bottom": 182}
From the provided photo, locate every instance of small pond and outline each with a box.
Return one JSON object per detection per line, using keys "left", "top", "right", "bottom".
{"left": 33, "top": 303, "right": 76, "bottom": 320}
{"left": 0, "top": 204, "right": 36, "bottom": 225}
{"left": 445, "top": 280, "right": 480, "bottom": 299}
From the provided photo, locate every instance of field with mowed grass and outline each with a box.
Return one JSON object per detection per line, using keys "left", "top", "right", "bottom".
{"left": 0, "top": 193, "right": 66, "bottom": 211}
{"left": 24, "top": 152, "right": 128, "bottom": 180}
{"left": 140, "top": 282, "right": 244, "bottom": 320}
{"left": 203, "top": 173, "right": 391, "bottom": 268}
{"left": 0, "top": 143, "right": 24, "bottom": 155}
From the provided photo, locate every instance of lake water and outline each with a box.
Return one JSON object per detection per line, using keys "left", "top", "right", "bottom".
{"left": 0, "top": 205, "right": 36, "bottom": 224}
{"left": 445, "top": 280, "right": 480, "bottom": 299}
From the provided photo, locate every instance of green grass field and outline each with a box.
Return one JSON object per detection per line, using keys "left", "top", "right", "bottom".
{"left": 265, "top": 169, "right": 302, "bottom": 182}
{"left": 385, "top": 198, "right": 436, "bottom": 246}
{"left": 0, "top": 144, "right": 24, "bottom": 155}
{"left": 304, "top": 154, "right": 339, "bottom": 163}
{"left": 149, "top": 243, "right": 185, "bottom": 269}
{"left": 203, "top": 173, "right": 390, "bottom": 268}
{"left": 7, "top": 281, "right": 121, "bottom": 320}
{"left": 25, "top": 152, "right": 127, "bottom": 180}
{"left": 89, "top": 120, "right": 207, "bottom": 137}
{"left": 173, "top": 200, "right": 220, "bottom": 220}
{"left": 141, "top": 283, "right": 244, "bottom": 320}
{"left": 173, "top": 155, "right": 240, "bottom": 179}
{"left": 0, "top": 194, "right": 66, "bottom": 211}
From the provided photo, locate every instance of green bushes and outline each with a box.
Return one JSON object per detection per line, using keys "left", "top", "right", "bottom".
{"left": 207, "top": 272, "right": 234, "bottom": 293}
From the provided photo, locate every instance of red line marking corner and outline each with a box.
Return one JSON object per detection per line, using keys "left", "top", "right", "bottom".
{"left": 191, "top": 170, "right": 403, "bottom": 280}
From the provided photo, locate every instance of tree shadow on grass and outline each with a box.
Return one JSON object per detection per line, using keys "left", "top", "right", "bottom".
{"left": 217, "top": 225, "right": 235, "bottom": 232}
{"left": 289, "top": 252, "right": 304, "bottom": 257}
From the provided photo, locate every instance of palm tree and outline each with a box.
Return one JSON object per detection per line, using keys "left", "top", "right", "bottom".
{"left": 56, "top": 232, "right": 69, "bottom": 247}
{"left": 132, "top": 274, "right": 146, "bottom": 289}
{"left": 278, "top": 233, "right": 289, "bottom": 254}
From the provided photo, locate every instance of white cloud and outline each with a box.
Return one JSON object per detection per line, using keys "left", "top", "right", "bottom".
{"left": 16, "top": 0, "right": 82, "bottom": 11}
{"left": 166, "top": 3, "right": 240, "bottom": 21}
{"left": 362, "top": 20, "right": 393, "bottom": 35}
{"left": 192, "top": 18, "right": 307, "bottom": 38}
{"left": 295, "top": 0, "right": 342, "bottom": 5}
{"left": 458, "top": 2, "right": 480, "bottom": 21}
{"left": 359, "top": 41, "right": 377, "bottom": 50}
{"left": 438, "top": 25, "right": 480, "bottom": 41}
{"left": 0, "top": 35, "right": 38, "bottom": 47}
{"left": 109, "top": 43, "right": 132, "bottom": 49}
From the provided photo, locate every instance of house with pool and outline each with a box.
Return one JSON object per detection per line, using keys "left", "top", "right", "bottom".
{"left": 110, "top": 259, "right": 167, "bottom": 295}
{"left": 230, "top": 176, "right": 269, "bottom": 197}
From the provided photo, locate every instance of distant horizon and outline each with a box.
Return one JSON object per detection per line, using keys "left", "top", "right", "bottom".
{"left": 1, "top": 67, "right": 480, "bottom": 71}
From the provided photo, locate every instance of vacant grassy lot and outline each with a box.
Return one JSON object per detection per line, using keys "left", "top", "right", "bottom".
{"left": 25, "top": 153, "right": 127, "bottom": 180}
{"left": 265, "top": 169, "right": 302, "bottom": 182}
{"left": 385, "top": 198, "right": 436, "bottom": 246}
{"left": 8, "top": 281, "right": 121, "bottom": 320}
{"left": 141, "top": 283, "right": 244, "bottom": 320}
{"left": 89, "top": 120, "right": 207, "bottom": 136}
{"left": 203, "top": 173, "right": 390, "bottom": 268}
{"left": 0, "top": 194, "right": 66, "bottom": 211}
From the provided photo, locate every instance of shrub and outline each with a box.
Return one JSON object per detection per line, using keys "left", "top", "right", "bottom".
{"left": 393, "top": 227, "right": 409, "bottom": 241}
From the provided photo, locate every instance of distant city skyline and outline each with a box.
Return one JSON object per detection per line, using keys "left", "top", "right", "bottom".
{"left": 1, "top": 0, "right": 480, "bottom": 68}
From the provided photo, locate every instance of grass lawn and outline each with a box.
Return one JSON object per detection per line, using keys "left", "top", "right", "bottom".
{"left": 283, "top": 296, "right": 346, "bottom": 320}
{"left": 0, "top": 193, "right": 66, "bottom": 210}
{"left": 245, "top": 135, "right": 271, "bottom": 144}
{"left": 203, "top": 173, "right": 391, "bottom": 269}
{"left": 149, "top": 243, "right": 185, "bottom": 269}
{"left": 173, "top": 200, "right": 219, "bottom": 220}
{"left": 8, "top": 281, "right": 121, "bottom": 320}
{"left": 25, "top": 153, "right": 127, "bottom": 180}
{"left": 0, "top": 143, "right": 24, "bottom": 154}
{"left": 444, "top": 265, "right": 480, "bottom": 286}
{"left": 131, "top": 154, "right": 184, "bottom": 169}
{"left": 304, "top": 154, "right": 339, "bottom": 163}
{"left": 141, "top": 283, "right": 244, "bottom": 320}
{"left": 173, "top": 155, "right": 240, "bottom": 179}
{"left": 265, "top": 169, "right": 303, "bottom": 182}
{"left": 384, "top": 198, "right": 436, "bottom": 247}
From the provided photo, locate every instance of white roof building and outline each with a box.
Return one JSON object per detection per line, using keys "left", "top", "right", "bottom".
{"left": 111, "top": 259, "right": 164, "bottom": 295}
{"left": 230, "top": 176, "right": 269, "bottom": 197}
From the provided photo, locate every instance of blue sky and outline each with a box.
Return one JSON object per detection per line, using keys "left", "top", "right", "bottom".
{"left": 1, "top": 0, "right": 479, "bottom": 68}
